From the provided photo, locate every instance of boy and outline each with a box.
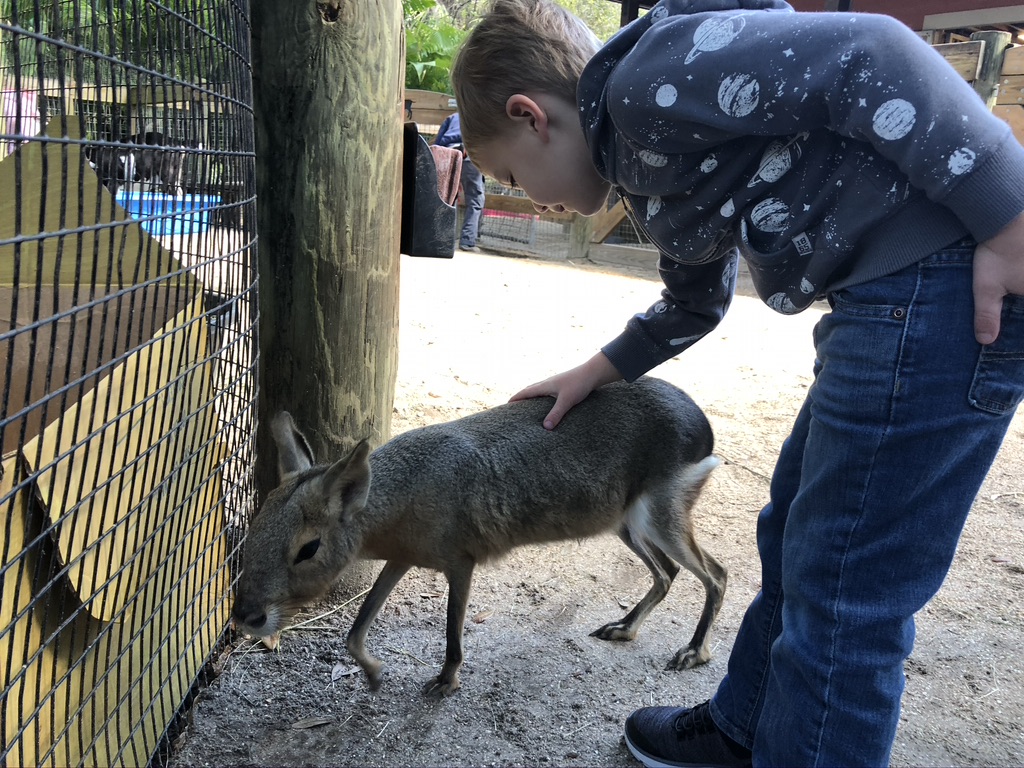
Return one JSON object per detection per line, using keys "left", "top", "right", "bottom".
{"left": 452, "top": 0, "right": 1024, "bottom": 766}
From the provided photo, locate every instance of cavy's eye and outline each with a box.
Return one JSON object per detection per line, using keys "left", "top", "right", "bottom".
{"left": 294, "top": 538, "right": 321, "bottom": 563}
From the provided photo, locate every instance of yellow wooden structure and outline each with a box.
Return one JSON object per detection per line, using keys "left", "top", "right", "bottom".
{"left": 0, "top": 117, "right": 231, "bottom": 767}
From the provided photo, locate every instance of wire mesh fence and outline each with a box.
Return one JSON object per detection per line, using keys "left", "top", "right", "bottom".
{"left": 1, "top": 0, "right": 257, "bottom": 765}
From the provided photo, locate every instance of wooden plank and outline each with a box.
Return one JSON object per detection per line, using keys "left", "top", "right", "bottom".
{"left": 993, "top": 104, "right": 1024, "bottom": 146}
{"left": 131, "top": 83, "right": 197, "bottom": 106}
{"left": 26, "top": 300, "right": 210, "bottom": 620}
{"left": 932, "top": 40, "right": 984, "bottom": 82}
{"left": 405, "top": 89, "right": 457, "bottom": 111}
{"left": 404, "top": 90, "right": 456, "bottom": 129}
{"left": 482, "top": 192, "right": 573, "bottom": 221}
{"left": 997, "top": 74, "right": 1024, "bottom": 104}
{"left": 0, "top": 116, "right": 192, "bottom": 289}
{"left": 1001, "top": 45, "right": 1024, "bottom": 76}
{"left": 408, "top": 108, "right": 455, "bottom": 131}
{"left": 590, "top": 200, "right": 628, "bottom": 243}
{"left": 4, "top": 313, "right": 228, "bottom": 766}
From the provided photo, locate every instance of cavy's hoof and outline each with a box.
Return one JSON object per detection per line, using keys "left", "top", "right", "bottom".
{"left": 422, "top": 674, "right": 460, "bottom": 696}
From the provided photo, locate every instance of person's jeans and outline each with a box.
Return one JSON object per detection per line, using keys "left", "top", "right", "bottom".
{"left": 709, "top": 242, "right": 1024, "bottom": 766}
{"left": 460, "top": 158, "right": 485, "bottom": 249}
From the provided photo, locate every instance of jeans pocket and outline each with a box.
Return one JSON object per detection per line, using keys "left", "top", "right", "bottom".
{"left": 969, "top": 295, "right": 1024, "bottom": 415}
{"left": 827, "top": 285, "right": 909, "bottom": 320}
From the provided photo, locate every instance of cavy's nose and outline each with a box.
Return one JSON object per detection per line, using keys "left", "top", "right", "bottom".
{"left": 232, "top": 601, "right": 267, "bottom": 630}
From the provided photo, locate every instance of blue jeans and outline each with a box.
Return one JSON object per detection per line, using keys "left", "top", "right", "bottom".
{"left": 709, "top": 243, "right": 1024, "bottom": 766}
{"left": 460, "top": 157, "right": 485, "bottom": 248}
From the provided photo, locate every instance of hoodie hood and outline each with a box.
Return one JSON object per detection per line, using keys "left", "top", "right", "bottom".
{"left": 578, "top": 0, "right": 793, "bottom": 181}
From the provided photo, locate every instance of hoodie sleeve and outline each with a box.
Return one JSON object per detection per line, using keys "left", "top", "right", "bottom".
{"left": 606, "top": 7, "right": 1024, "bottom": 242}
{"left": 602, "top": 244, "right": 739, "bottom": 382}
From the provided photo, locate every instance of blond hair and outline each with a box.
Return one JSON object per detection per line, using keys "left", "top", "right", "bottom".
{"left": 451, "top": 0, "right": 600, "bottom": 149}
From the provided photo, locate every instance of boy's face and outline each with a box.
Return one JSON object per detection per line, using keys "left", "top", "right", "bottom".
{"left": 471, "top": 93, "right": 611, "bottom": 217}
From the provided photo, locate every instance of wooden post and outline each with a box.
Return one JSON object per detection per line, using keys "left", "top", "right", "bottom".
{"left": 251, "top": 0, "right": 404, "bottom": 506}
{"left": 568, "top": 213, "right": 593, "bottom": 261}
{"left": 971, "top": 31, "right": 1013, "bottom": 111}
{"left": 619, "top": 0, "right": 641, "bottom": 27}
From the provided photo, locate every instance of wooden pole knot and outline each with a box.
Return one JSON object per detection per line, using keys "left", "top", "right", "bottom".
{"left": 316, "top": 0, "right": 341, "bottom": 23}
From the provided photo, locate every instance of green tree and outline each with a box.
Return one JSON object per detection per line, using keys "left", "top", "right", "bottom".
{"left": 559, "top": 0, "right": 621, "bottom": 40}
{"left": 404, "top": 0, "right": 464, "bottom": 93}
{"left": 435, "top": 0, "right": 622, "bottom": 42}
{"left": 401, "top": 0, "right": 621, "bottom": 95}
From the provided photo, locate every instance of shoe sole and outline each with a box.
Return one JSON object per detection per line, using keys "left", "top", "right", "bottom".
{"left": 624, "top": 731, "right": 747, "bottom": 768}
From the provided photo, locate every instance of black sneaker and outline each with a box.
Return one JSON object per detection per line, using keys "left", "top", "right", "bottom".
{"left": 624, "top": 700, "right": 752, "bottom": 768}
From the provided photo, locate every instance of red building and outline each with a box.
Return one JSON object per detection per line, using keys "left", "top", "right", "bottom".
{"left": 787, "top": 1, "right": 1024, "bottom": 42}
{"left": 615, "top": 1, "right": 1024, "bottom": 41}
{"left": 609, "top": 0, "right": 1024, "bottom": 139}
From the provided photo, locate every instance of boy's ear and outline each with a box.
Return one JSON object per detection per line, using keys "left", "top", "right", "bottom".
{"left": 505, "top": 94, "right": 549, "bottom": 141}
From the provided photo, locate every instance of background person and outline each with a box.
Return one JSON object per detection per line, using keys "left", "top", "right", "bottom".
{"left": 434, "top": 111, "right": 486, "bottom": 251}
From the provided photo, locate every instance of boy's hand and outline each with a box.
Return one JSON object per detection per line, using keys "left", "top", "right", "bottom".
{"left": 974, "top": 212, "right": 1024, "bottom": 345}
{"left": 510, "top": 352, "right": 622, "bottom": 430}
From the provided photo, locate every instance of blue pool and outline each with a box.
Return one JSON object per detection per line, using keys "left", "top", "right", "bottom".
{"left": 116, "top": 192, "right": 221, "bottom": 236}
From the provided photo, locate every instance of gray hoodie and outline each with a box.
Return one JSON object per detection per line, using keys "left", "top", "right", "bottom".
{"left": 580, "top": 0, "right": 1024, "bottom": 381}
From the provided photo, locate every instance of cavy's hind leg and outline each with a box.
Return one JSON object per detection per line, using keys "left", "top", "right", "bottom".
{"left": 590, "top": 522, "right": 677, "bottom": 642}
{"left": 423, "top": 560, "right": 474, "bottom": 696}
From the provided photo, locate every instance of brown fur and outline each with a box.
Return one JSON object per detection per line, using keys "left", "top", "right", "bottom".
{"left": 232, "top": 377, "right": 726, "bottom": 695}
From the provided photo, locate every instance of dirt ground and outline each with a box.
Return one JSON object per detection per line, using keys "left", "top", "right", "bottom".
{"left": 168, "top": 247, "right": 1024, "bottom": 767}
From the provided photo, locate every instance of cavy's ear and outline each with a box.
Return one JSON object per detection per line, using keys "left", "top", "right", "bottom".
{"left": 271, "top": 411, "right": 315, "bottom": 479}
{"left": 319, "top": 439, "right": 371, "bottom": 515}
